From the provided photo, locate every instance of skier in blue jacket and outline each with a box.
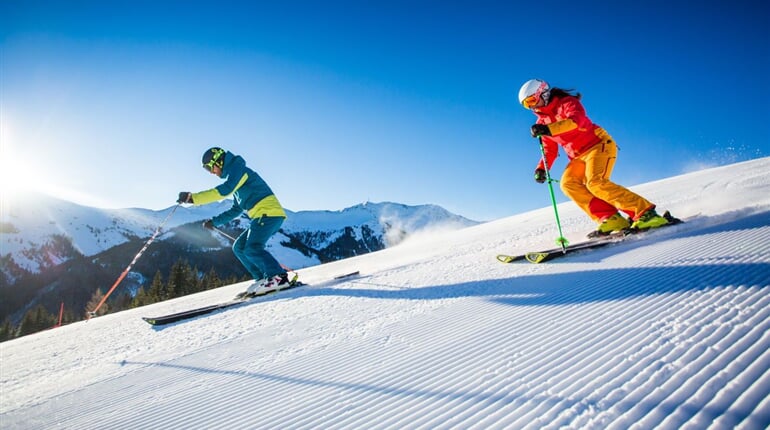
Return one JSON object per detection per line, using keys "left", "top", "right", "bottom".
{"left": 177, "top": 147, "right": 290, "bottom": 294}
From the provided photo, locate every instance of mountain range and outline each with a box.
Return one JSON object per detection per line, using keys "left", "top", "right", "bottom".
{"left": 0, "top": 195, "right": 477, "bottom": 324}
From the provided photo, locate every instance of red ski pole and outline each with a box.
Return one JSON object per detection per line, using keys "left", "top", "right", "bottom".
{"left": 87, "top": 204, "right": 180, "bottom": 319}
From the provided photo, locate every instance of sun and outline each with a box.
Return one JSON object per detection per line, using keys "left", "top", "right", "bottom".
{"left": 0, "top": 146, "right": 51, "bottom": 220}
{"left": 0, "top": 120, "right": 68, "bottom": 205}
{"left": 0, "top": 141, "right": 49, "bottom": 196}
{"left": 0, "top": 118, "right": 32, "bottom": 199}
{"left": 0, "top": 113, "right": 114, "bottom": 210}
{"left": 0, "top": 114, "right": 80, "bottom": 215}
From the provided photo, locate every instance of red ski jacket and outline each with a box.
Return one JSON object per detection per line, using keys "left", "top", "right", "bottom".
{"left": 533, "top": 95, "right": 608, "bottom": 170}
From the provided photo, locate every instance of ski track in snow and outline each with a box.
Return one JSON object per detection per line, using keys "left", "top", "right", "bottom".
{"left": 1, "top": 158, "right": 770, "bottom": 429}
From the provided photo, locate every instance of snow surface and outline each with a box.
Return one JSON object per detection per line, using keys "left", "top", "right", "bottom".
{"left": 1, "top": 157, "right": 769, "bottom": 429}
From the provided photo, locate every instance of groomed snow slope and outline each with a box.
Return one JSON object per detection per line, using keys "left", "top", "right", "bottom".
{"left": 1, "top": 158, "right": 769, "bottom": 430}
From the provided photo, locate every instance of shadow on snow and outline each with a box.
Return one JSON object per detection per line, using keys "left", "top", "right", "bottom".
{"left": 306, "top": 262, "right": 770, "bottom": 308}
{"left": 149, "top": 210, "right": 770, "bottom": 329}
{"left": 298, "top": 210, "right": 770, "bottom": 306}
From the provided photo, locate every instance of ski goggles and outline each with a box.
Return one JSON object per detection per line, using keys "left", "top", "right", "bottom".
{"left": 203, "top": 159, "right": 219, "bottom": 172}
{"left": 202, "top": 149, "right": 225, "bottom": 171}
{"left": 521, "top": 94, "right": 540, "bottom": 109}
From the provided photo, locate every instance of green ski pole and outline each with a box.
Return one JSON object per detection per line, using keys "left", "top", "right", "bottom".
{"left": 537, "top": 137, "right": 569, "bottom": 252}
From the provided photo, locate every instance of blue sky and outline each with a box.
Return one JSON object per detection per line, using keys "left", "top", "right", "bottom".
{"left": 1, "top": 1, "right": 768, "bottom": 221}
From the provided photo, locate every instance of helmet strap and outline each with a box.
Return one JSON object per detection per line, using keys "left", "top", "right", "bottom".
{"left": 539, "top": 89, "right": 551, "bottom": 107}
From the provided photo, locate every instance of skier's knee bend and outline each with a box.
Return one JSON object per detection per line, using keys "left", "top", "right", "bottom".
{"left": 560, "top": 178, "right": 582, "bottom": 198}
{"left": 585, "top": 177, "right": 612, "bottom": 194}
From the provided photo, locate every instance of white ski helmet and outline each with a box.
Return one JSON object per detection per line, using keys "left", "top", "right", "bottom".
{"left": 518, "top": 79, "right": 550, "bottom": 109}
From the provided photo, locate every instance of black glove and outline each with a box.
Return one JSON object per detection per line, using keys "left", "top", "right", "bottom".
{"left": 202, "top": 219, "right": 214, "bottom": 230}
{"left": 530, "top": 124, "right": 551, "bottom": 137}
{"left": 534, "top": 169, "right": 547, "bottom": 184}
{"left": 177, "top": 192, "right": 192, "bottom": 204}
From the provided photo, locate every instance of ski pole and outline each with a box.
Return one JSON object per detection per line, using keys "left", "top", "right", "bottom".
{"left": 537, "top": 137, "right": 569, "bottom": 252}
{"left": 212, "top": 226, "right": 296, "bottom": 273}
{"left": 87, "top": 203, "right": 181, "bottom": 319}
{"left": 212, "top": 226, "right": 236, "bottom": 242}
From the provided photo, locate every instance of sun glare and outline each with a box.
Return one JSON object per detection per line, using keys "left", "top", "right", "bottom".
{"left": 0, "top": 143, "right": 48, "bottom": 196}
{"left": 0, "top": 154, "right": 115, "bottom": 209}
{"left": 0, "top": 118, "right": 26, "bottom": 198}
{"left": 0, "top": 144, "right": 51, "bottom": 219}
{"left": 0, "top": 118, "right": 108, "bottom": 210}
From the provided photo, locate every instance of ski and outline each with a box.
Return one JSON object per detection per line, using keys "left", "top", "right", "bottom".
{"left": 141, "top": 299, "right": 253, "bottom": 326}
{"left": 142, "top": 280, "right": 304, "bottom": 326}
{"left": 334, "top": 270, "right": 360, "bottom": 279}
{"left": 496, "top": 235, "right": 621, "bottom": 264}
{"left": 497, "top": 211, "right": 682, "bottom": 264}
{"left": 141, "top": 271, "right": 360, "bottom": 326}
{"left": 524, "top": 239, "right": 620, "bottom": 264}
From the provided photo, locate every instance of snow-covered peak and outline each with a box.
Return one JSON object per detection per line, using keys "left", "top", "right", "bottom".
{"left": 1, "top": 194, "right": 477, "bottom": 273}
{"left": 285, "top": 201, "right": 475, "bottom": 230}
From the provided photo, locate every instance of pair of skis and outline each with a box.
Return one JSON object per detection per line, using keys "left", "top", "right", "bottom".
{"left": 497, "top": 211, "right": 682, "bottom": 264}
{"left": 141, "top": 271, "right": 360, "bottom": 326}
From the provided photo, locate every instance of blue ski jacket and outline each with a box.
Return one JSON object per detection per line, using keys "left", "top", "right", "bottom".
{"left": 191, "top": 151, "right": 286, "bottom": 226}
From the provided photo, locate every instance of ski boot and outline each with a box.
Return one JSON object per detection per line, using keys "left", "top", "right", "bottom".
{"left": 587, "top": 213, "right": 630, "bottom": 239}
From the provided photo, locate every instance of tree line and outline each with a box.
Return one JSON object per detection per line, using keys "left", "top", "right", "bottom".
{"left": 0, "top": 258, "right": 248, "bottom": 342}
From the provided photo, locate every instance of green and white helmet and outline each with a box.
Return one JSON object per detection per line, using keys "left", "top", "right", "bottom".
{"left": 518, "top": 79, "right": 550, "bottom": 109}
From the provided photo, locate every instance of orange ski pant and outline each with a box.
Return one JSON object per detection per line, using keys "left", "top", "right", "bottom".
{"left": 560, "top": 134, "right": 654, "bottom": 222}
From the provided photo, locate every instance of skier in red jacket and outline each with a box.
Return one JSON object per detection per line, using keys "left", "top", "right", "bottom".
{"left": 518, "top": 79, "right": 669, "bottom": 237}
